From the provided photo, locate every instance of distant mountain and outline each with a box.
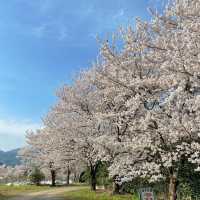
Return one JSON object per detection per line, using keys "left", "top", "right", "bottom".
{"left": 0, "top": 149, "right": 21, "bottom": 166}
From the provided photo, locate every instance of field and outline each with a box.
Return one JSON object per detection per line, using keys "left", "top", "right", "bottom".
{"left": 63, "top": 188, "right": 139, "bottom": 200}
{"left": 0, "top": 185, "right": 51, "bottom": 199}
{"left": 0, "top": 185, "right": 139, "bottom": 200}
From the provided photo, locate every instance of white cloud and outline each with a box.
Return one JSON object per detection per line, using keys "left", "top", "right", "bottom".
{"left": 57, "top": 27, "right": 69, "bottom": 41}
{"left": 31, "top": 24, "right": 48, "bottom": 38}
{"left": 0, "top": 119, "right": 41, "bottom": 137}
{"left": 113, "top": 9, "right": 125, "bottom": 19}
{"left": 30, "top": 22, "right": 70, "bottom": 41}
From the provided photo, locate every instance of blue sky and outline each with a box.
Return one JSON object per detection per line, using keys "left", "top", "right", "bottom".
{"left": 0, "top": 0, "right": 165, "bottom": 151}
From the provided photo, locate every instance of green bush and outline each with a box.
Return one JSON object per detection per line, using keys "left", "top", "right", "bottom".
{"left": 29, "top": 167, "right": 45, "bottom": 186}
{"left": 177, "top": 160, "right": 200, "bottom": 199}
{"left": 79, "top": 162, "right": 112, "bottom": 188}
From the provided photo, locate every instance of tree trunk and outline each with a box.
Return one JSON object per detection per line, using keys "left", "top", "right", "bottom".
{"left": 91, "top": 170, "right": 97, "bottom": 191}
{"left": 90, "top": 162, "right": 100, "bottom": 191}
{"left": 168, "top": 174, "right": 178, "bottom": 200}
{"left": 112, "top": 181, "right": 121, "bottom": 194}
{"left": 66, "top": 168, "right": 71, "bottom": 185}
{"left": 90, "top": 164, "right": 97, "bottom": 191}
{"left": 51, "top": 170, "right": 56, "bottom": 187}
{"left": 74, "top": 172, "right": 78, "bottom": 182}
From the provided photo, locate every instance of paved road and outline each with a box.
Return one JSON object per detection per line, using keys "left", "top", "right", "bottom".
{"left": 9, "top": 186, "right": 82, "bottom": 200}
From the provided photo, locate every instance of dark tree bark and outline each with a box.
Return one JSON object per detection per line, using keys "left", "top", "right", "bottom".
{"left": 50, "top": 170, "right": 56, "bottom": 187}
{"left": 66, "top": 167, "right": 71, "bottom": 185}
{"left": 112, "top": 175, "right": 122, "bottom": 195}
{"left": 90, "top": 163, "right": 99, "bottom": 191}
{"left": 112, "top": 181, "right": 121, "bottom": 194}
{"left": 90, "top": 168, "right": 97, "bottom": 191}
{"left": 74, "top": 172, "right": 78, "bottom": 182}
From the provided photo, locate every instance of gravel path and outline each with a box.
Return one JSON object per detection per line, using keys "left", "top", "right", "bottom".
{"left": 8, "top": 186, "right": 81, "bottom": 200}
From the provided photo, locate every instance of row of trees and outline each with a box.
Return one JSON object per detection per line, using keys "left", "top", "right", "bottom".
{"left": 0, "top": 164, "right": 77, "bottom": 186}
{"left": 0, "top": 165, "right": 28, "bottom": 183}
{"left": 19, "top": 131, "right": 83, "bottom": 187}
{"left": 19, "top": 0, "right": 200, "bottom": 199}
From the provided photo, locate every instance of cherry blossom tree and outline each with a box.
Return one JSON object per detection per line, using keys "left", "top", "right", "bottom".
{"left": 20, "top": 1, "right": 200, "bottom": 199}
{"left": 19, "top": 129, "right": 63, "bottom": 186}
{"left": 91, "top": 0, "right": 200, "bottom": 199}
{"left": 0, "top": 164, "right": 28, "bottom": 183}
{"left": 45, "top": 73, "right": 104, "bottom": 191}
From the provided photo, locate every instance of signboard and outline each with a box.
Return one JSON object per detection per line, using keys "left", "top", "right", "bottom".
{"left": 138, "top": 188, "right": 155, "bottom": 200}
{"left": 141, "top": 191, "right": 154, "bottom": 200}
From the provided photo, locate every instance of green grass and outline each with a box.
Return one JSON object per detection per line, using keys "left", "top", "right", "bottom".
{"left": 0, "top": 184, "right": 50, "bottom": 199}
{"left": 64, "top": 188, "right": 139, "bottom": 200}
{"left": 0, "top": 185, "right": 139, "bottom": 200}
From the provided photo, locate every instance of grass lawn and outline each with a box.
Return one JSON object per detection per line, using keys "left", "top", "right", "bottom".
{"left": 0, "top": 184, "right": 50, "bottom": 199}
{"left": 64, "top": 188, "right": 139, "bottom": 200}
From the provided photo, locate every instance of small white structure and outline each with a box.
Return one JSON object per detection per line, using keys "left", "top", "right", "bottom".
{"left": 139, "top": 188, "right": 155, "bottom": 200}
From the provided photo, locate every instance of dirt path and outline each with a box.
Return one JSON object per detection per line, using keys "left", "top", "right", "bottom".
{"left": 9, "top": 186, "right": 83, "bottom": 200}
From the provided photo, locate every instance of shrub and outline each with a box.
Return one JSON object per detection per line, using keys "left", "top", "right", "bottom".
{"left": 29, "top": 168, "right": 45, "bottom": 186}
